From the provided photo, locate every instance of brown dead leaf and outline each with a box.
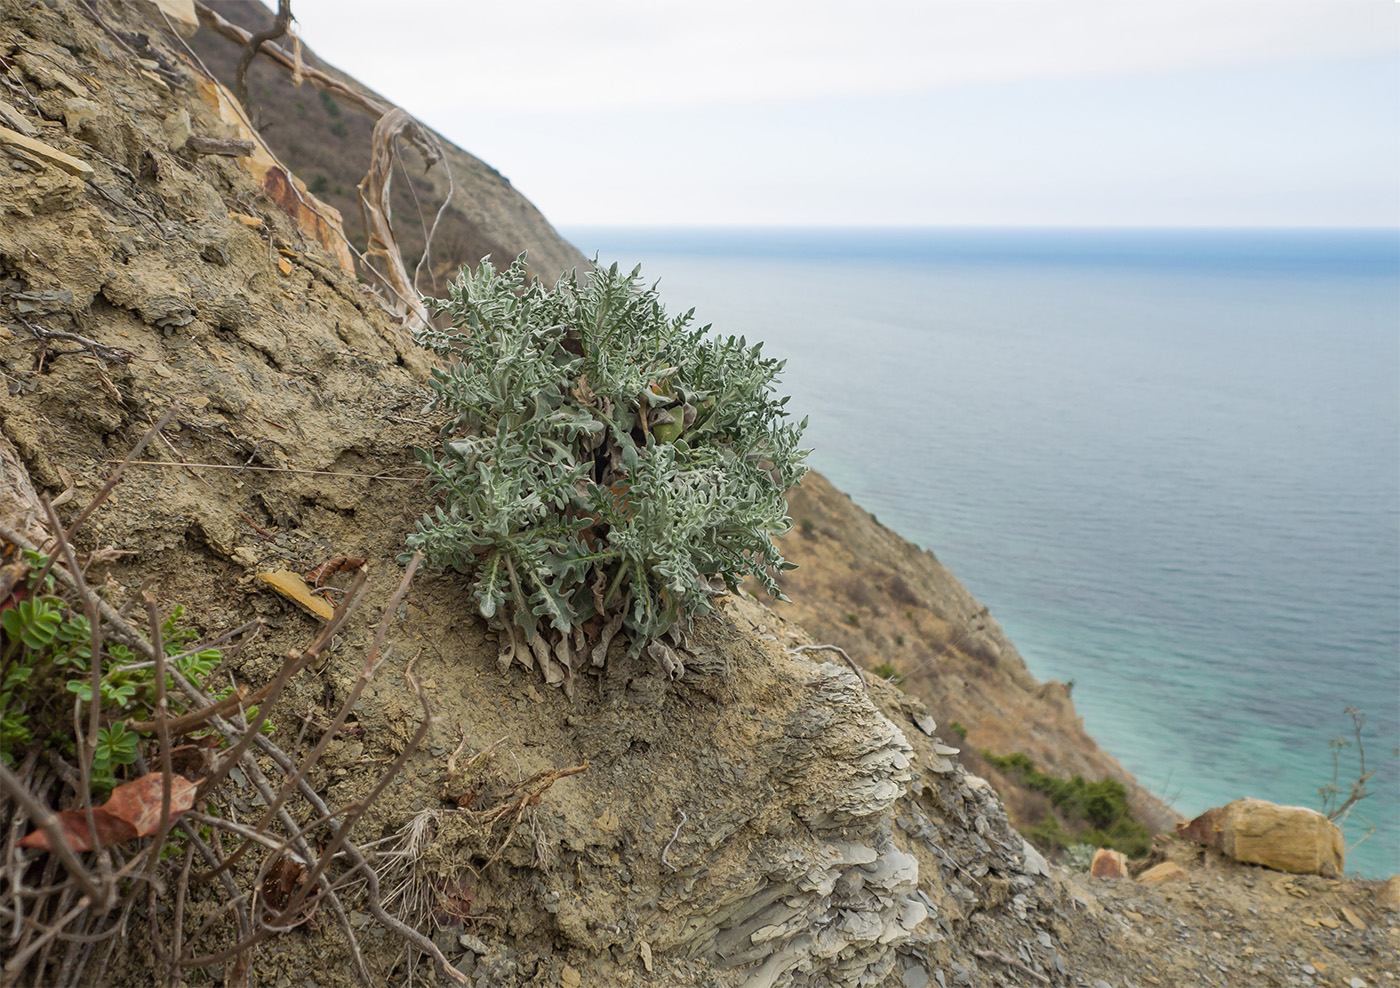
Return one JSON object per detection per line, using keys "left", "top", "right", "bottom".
{"left": 0, "top": 560, "right": 29, "bottom": 609}
{"left": 433, "top": 875, "right": 477, "bottom": 924}
{"left": 262, "top": 855, "right": 307, "bottom": 912}
{"left": 19, "top": 773, "right": 199, "bottom": 852}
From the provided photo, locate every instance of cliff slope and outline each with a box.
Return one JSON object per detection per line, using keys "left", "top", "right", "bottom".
{"left": 772, "top": 472, "right": 1180, "bottom": 835}
{"left": 184, "top": 0, "right": 588, "bottom": 286}
{"left": 0, "top": 4, "right": 1393, "bottom": 988}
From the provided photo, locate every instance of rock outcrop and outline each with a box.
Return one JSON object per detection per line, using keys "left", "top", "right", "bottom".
{"left": 1179, "top": 798, "right": 1346, "bottom": 876}
{"left": 1090, "top": 848, "right": 1129, "bottom": 879}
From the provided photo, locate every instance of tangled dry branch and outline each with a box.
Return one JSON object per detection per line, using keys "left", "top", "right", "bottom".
{"left": 0, "top": 416, "right": 465, "bottom": 988}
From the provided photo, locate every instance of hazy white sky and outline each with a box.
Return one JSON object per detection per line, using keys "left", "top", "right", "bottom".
{"left": 269, "top": 0, "right": 1399, "bottom": 227}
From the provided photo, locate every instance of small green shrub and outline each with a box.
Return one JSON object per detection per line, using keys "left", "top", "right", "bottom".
{"left": 406, "top": 256, "right": 809, "bottom": 677}
{"left": 845, "top": 613, "right": 861, "bottom": 627}
{"left": 948, "top": 720, "right": 969, "bottom": 741}
{"left": 984, "top": 748, "right": 1151, "bottom": 858}
{"left": 1, "top": 553, "right": 227, "bottom": 794}
{"left": 871, "top": 661, "right": 897, "bottom": 680}
{"left": 1026, "top": 814, "right": 1069, "bottom": 853}
{"left": 1062, "top": 842, "right": 1098, "bottom": 872}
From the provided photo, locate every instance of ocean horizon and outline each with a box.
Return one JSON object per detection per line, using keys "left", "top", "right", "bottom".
{"left": 564, "top": 225, "right": 1400, "bottom": 878}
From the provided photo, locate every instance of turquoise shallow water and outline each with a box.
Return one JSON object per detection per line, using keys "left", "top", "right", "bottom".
{"left": 565, "top": 227, "right": 1400, "bottom": 877}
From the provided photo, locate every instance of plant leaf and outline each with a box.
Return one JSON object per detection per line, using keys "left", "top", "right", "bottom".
{"left": 19, "top": 772, "right": 199, "bottom": 853}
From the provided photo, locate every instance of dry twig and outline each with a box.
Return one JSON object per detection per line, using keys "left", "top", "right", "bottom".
{"left": 233, "top": 0, "right": 291, "bottom": 110}
{"left": 972, "top": 948, "right": 1051, "bottom": 984}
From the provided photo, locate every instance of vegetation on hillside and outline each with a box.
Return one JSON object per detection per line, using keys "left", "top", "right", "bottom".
{"left": 406, "top": 257, "right": 809, "bottom": 677}
{"left": 980, "top": 750, "right": 1152, "bottom": 858}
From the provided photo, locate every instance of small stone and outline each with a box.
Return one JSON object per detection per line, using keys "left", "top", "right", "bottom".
{"left": 1377, "top": 875, "right": 1400, "bottom": 911}
{"left": 162, "top": 109, "right": 192, "bottom": 151}
{"left": 1302, "top": 965, "right": 1317, "bottom": 975}
{"left": 1349, "top": 978, "right": 1367, "bottom": 988}
{"left": 560, "top": 964, "right": 581, "bottom": 988}
{"left": 1090, "top": 848, "right": 1129, "bottom": 879}
{"left": 457, "top": 933, "right": 488, "bottom": 955}
{"left": 1317, "top": 915, "right": 1341, "bottom": 929}
{"left": 61, "top": 98, "right": 99, "bottom": 136}
{"left": 1139, "top": 861, "right": 1188, "bottom": 884}
{"left": 1341, "top": 906, "right": 1366, "bottom": 930}
{"left": 1020, "top": 839, "right": 1050, "bottom": 877}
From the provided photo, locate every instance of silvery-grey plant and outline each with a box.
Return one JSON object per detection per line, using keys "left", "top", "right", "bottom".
{"left": 405, "top": 256, "right": 808, "bottom": 690}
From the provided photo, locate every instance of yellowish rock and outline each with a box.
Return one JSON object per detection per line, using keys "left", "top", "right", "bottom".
{"left": 560, "top": 965, "right": 581, "bottom": 988}
{"left": 133, "top": 0, "right": 197, "bottom": 36}
{"left": 1090, "top": 848, "right": 1128, "bottom": 879}
{"left": 0, "top": 126, "right": 92, "bottom": 177}
{"left": 258, "top": 569, "right": 334, "bottom": 620}
{"left": 1378, "top": 875, "right": 1400, "bottom": 912}
{"left": 1138, "top": 861, "right": 1188, "bottom": 884}
{"left": 1183, "top": 798, "right": 1345, "bottom": 876}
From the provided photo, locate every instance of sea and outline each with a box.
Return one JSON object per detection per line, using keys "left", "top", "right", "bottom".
{"left": 563, "top": 226, "right": 1400, "bottom": 878}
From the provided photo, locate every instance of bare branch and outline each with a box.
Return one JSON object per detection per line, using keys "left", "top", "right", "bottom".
{"left": 233, "top": 0, "right": 292, "bottom": 111}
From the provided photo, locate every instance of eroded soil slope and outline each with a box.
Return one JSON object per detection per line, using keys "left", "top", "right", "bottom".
{"left": 0, "top": 4, "right": 1395, "bottom": 988}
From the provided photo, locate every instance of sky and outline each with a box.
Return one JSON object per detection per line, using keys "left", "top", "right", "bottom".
{"left": 267, "top": 0, "right": 1399, "bottom": 228}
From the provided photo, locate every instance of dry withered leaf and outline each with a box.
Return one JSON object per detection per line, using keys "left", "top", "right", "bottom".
{"left": 262, "top": 855, "right": 307, "bottom": 911}
{"left": 0, "top": 560, "right": 29, "bottom": 609}
{"left": 433, "top": 875, "right": 477, "bottom": 924}
{"left": 302, "top": 556, "right": 366, "bottom": 587}
{"left": 19, "top": 772, "right": 199, "bottom": 852}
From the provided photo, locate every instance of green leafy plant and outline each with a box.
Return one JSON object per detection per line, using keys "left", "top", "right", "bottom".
{"left": 0, "top": 554, "right": 224, "bottom": 791}
{"left": 405, "top": 256, "right": 809, "bottom": 681}
{"left": 984, "top": 749, "right": 1151, "bottom": 857}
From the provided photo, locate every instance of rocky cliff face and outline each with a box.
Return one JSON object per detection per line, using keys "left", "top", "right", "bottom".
{"left": 0, "top": 4, "right": 1393, "bottom": 987}
{"left": 772, "top": 472, "right": 1180, "bottom": 835}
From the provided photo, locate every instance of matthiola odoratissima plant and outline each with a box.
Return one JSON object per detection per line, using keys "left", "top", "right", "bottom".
{"left": 405, "top": 256, "right": 808, "bottom": 690}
